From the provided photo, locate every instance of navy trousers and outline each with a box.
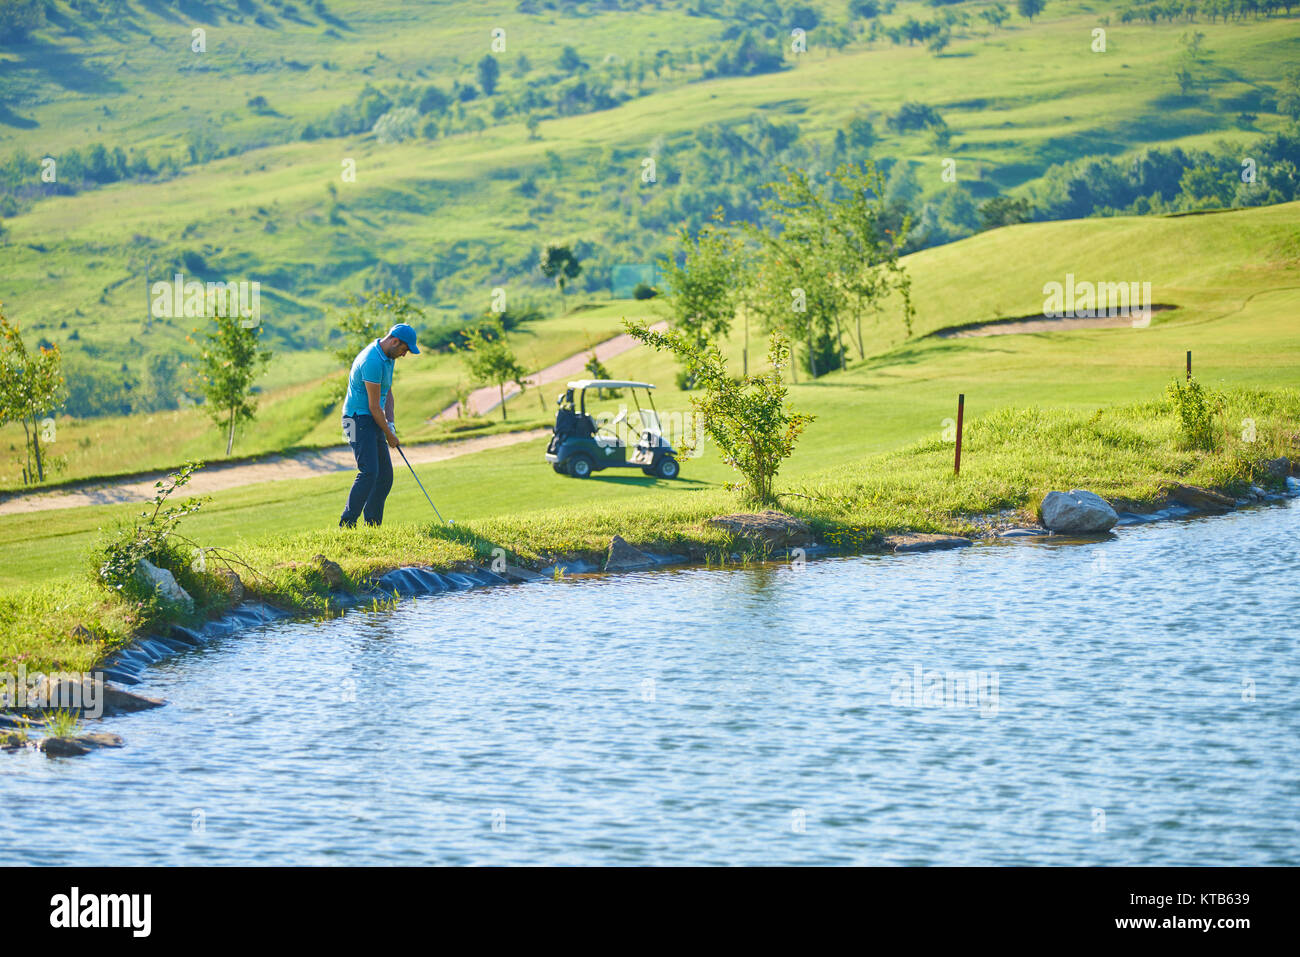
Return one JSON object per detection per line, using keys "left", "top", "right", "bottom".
{"left": 340, "top": 414, "right": 393, "bottom": 527}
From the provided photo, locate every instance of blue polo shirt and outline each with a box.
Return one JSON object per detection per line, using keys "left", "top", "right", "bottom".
{"left": 343, "top": 339, "right": 393, "bottom": 417}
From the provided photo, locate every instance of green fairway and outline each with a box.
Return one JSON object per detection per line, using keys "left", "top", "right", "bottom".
{"left": 4, "top": 203, "right": 1297, "bottom": 589}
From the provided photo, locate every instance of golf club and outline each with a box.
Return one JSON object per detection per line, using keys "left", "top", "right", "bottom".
{"left": 396, "top": 444, "right": 451, "bottom": 525}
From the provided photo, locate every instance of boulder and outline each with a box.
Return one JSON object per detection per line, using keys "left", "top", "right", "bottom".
{"left": 1168, "top": 483, "right": 1234, "bottom": 514}
{"left": 313, "top": 554, "right": 347, "bottom": 589}
{"left": 1260, "top": 457, "right": 1292, "bottom": 481}
{"left": 214, "top": 567, "right": 244, "bottom": 603}
{"left": 10, "top": 676, "right": 165, "bottom": 719}
{"left": 41, "top": 732, "right": 124, "bottom": 758}
{"left": 1040, "top": 489, "right": 1119, "bottom": 534}
{"left": 135, "top": 559, "right": 194, "bottom": 613}
{"left": 606, "top": 535, "right": 655, "bottom": 572}
{"left": 704, "top": 510, "right": 814, "bottom": 550}
{"left": 885, "top": 533, "right": 972, "bottom": 553}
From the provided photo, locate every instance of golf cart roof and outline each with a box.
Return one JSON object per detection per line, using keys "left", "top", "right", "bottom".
{"left": 567, "top": 379, "right": 656, "bottom": 391}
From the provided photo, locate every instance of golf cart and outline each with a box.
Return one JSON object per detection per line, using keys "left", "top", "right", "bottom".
{"left": 545, "top": 380, "right": 680, "bottom": 480}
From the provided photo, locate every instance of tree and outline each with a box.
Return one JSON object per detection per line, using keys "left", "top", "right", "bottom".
{"left": 826, "top": 162, "right": 914, "bottom": 357}
{"left": 981, "top": 3, "right": 1010, "bottom": 28}
{"left": 333, "top": 290, "right": 425, "bottom": 365}
{"left": 458, "top": 321, "right": 527, "bottom": 421}
{"left": 583, "top": 352, "right": 620, "bottom": 399}
{"left": 477, "top": 54, "right": 500, "bottom": 96}
{"left": 196, "top": 314, "right": 271, "bottom": 456}
{"left": 625, "top": 321, "right": 814, "bottom": 505}
{"left": 558, "top": 45, "right": 586, "bottom": 73}
{"left": 418, "top": 84, "right": 450, "bottom": 115}
{"left": 1275, "top": 68, "right": 1300, "bottom": 121}
{"left": 0, "top": 0, "right": 44, "bottom": 43}
{"left": 846, "top": 114, "right": 876, "bottom": 151}
{"left": 0, "top": 306, "right": 66, "bottom": 484}
{"left": 373, "top": 106, "right": 419, "bottom": 142}
{"left": 978, "top": 195, "right": 1034, "bottom": 230}
{"left": 539, "top": 243, "right": 583, "bottom": 302}
{"left": 742, "top": 165, "right": 854, "bottom": 378}
{"left": 659, "top": 215, "right": 747, "bottom": 383}
{"left": 1017, "top": 0, "right": 1046, "bottom": 21}
{"left": 849, "top": 0, "right": 881, "bottom": 18}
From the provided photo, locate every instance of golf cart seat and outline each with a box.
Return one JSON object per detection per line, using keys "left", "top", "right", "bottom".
{"left": 553, "top": 405, "right": 595, "bottom": 439}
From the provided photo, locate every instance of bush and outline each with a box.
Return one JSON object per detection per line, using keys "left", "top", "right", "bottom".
{"left": 632, "top": 282, "right": 658, "bottom": 299}
{"left": 1166, "top": 376, "right": 1222, "bottom": 451}
{"left": 627, "top": 322, "right": 814, "bottom": 504}
{"left": 90, "top": 463, "right": 208, "bottom": 610}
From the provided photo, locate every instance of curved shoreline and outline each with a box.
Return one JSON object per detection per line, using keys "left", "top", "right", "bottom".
{"left": 6, "top": 475, "right": 1296, "bottom": 756}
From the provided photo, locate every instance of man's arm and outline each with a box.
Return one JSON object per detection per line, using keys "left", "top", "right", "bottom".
{"left": 384, "top": 389, "right": 395, "bottom": 427}
{"left": 365, "top": 380, "right": 399, "bottom": 448}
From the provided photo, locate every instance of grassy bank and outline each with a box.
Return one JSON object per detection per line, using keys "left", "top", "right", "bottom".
{"left": 4, "top": 383, "right": 1296, "bottom": 679}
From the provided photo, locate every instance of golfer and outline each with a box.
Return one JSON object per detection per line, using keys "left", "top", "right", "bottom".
{"left": 339, "top": 323, "right": 419, "bottom": 528}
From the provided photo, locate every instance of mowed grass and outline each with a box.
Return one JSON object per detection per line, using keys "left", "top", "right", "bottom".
{"left": 4, "top": 201, "right": 1299, "bottom": 588}
{"left": 0, "top": 298, "right": 659, "bottom": 489}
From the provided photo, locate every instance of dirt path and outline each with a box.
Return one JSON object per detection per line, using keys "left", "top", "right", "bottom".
{"left": 434, "top": 320, "right": 669, "bottom": 421}
{"left": 0, "top": 429, "right": 550, "bottom": 516}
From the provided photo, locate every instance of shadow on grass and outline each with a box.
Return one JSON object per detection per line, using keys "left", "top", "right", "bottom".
{"left": 586, "top": 474, "right": 711, "bottom": 488}
{"left": 0, "top": 39, "right": 124, "bottom": 94}
{"left": 0, "top": 105, "right": 38, "bottom": 129}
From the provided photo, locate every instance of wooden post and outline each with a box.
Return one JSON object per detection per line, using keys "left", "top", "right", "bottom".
{"left": 954, "top": 393, "right": 965, "bottom": 476}
{"left": 1186, "top": 350, "right": 1192, "bottom": 380}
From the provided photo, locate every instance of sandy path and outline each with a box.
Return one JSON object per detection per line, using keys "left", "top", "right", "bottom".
{"left": 0, "top": 429, "right": 550, "bottom": 516}
{"left": 434, "top": 320, "right": 669, "bottom": 421}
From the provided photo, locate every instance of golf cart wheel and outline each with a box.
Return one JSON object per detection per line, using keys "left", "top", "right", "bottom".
{"left": 569, "top": 454, "right": 594, "bottom": 479}
{"left": 655, "top": 456, "right": 679, "bottom": 480}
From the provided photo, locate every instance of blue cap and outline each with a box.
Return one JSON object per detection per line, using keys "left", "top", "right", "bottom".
{"left": 387, "top": 323, "right": 420, "bottom": 354}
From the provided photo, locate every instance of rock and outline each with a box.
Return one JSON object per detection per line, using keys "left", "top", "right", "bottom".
{"left": 501, "top": 564, "right": 547, "bottom": 583}
{"left": 10, "top": 676, "right": 165, "bottom": 719}
{"left": 885, "top": 533, "right": 973, "bottom": 553}
{"left": 214, "top": 567, "right": 244, "bottom": 603}
{"left": 704, "top": 510, "right": 814, "bottom": 550}
{"left": 1168, "top": 483, "right": 1235, "bottom": 514}
{"left": 997, "top": 527, "right": 1046, "bottom": 538}
{"left": 169, "top": 624, "right": 204, "bottom": 646}
{"left": 135, "top": 559, "right": 194, "bottom": 613}
{"left": 1040, "top": 489, "right": 1119, "bottom": 534}
{"left": 313, "top": 554, "right": 346, "bottom": 589}
{"left": 41, "top": 731, "right": 124, "bottom": 758}
{"left": 1260, "top": 457, "right": 1291, "bottom": 481}
{"left": 606, "top": 535, "right": 655, "bottom": 572}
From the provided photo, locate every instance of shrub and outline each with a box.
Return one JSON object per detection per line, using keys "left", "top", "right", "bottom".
{"left": 626, "top": 322, "right": 814, "bottom": 504}
{"left": 90, "top": 462, "right": 208, "bottom": 607}
{"left": 1166, "top": 376, "right": 1222, "bottom": 451}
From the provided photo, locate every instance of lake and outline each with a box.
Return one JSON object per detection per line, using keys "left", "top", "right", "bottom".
{"left": 2, "top": 498, "right": 1297, "bottom": 865}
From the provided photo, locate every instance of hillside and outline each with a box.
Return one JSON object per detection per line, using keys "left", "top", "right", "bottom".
{"left": 1, "top": 0, "right": 1297, "bottom": 425}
